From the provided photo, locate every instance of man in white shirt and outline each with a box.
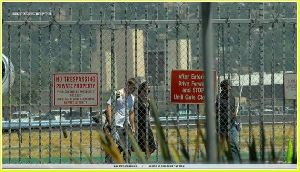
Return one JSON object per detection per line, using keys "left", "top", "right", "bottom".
{"left": 105, "top": 78, "right": 136, "bottom": 163}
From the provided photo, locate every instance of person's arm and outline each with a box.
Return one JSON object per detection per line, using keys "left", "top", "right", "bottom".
{"left": 232, "top": 110, "right": 237, "bottom": 118}
{"left": 129, "top": 110, "right": 135, "bottom": 134}
{"left": 231, "top": 96, "right": 237, "bottom": 118}
{"left": 106, "top": 104, "right": 112, "bottom": 125}
{"left": 215, "top": 97, "right": 219, "bottom": 114}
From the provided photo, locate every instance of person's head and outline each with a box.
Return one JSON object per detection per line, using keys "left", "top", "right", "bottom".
{"left": 138, "top": 81, "right": 150, "bottom": 96}
{"left": 220, "top": 79, "right": 231, "bottom": 91}
{"left": 126, "top": 78, "right": 137, "bottom": 94}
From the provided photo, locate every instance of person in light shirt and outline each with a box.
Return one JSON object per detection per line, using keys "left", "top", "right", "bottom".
{"left": 105, "top": 78, "right": 136, "bottom": 163}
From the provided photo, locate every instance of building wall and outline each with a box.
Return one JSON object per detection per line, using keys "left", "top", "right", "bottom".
{"left": 167, "top": 39, "right": 192, "bottom": 71}
{"left": 91, "top": 29, "right": 145, "bottom": 92}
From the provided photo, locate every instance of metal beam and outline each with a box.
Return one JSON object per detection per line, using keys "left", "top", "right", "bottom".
{"left": 202, "top": 2, "right": 217, "bottom": 163}
{"left": 3, "top": 18, "right": 297, "bottom": 25}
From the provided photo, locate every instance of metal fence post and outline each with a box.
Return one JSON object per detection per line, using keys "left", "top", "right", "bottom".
{"left": 258, "top": 3, "right": 265, "bottom": 162}
{"left": 201, "top": 2, "right": 217, "bottom": 163}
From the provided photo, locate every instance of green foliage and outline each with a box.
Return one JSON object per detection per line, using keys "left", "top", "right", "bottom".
{"left": 248, "top": 135, "right": 258, "bottom": 163}
{"left": 70, "top": 97, "right": 295, "bottom": 164}
{"left": 175, "top": 126, "right": 190, "bottom": 162}
{"left": 127, "top": 131, "right": 147, "bottom": 163}
{"left": 260, "top": 121, "right": 265, "bottom": 163}
{"left": 269, "top": 139, "right": 276, "bottom": 163}
{"left": 286, "top": 139, "right": 293, "bottom": 163}
{"left": 74, "top": 112, "right": 295, "bottom": 164}
{"left": 96, "top": 130, "right": 124, "bottom": 163}
{"left": 149, "top": 99, "right": 172, "bottom": 162}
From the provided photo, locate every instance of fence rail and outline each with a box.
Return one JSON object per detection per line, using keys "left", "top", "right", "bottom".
{"left": 3, "top": 18, "right": 297, "bottom": 25}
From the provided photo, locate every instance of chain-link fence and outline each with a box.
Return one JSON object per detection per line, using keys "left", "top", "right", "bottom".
{"left": 2, "top": 2, "right": 297, "bottom": 164}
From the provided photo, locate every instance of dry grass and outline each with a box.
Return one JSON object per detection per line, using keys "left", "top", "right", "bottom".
{"left": 2, "top": 124, "right": 294, "bottom": 159}
{"left": 154, "top": 124, "right": 294, "bottom": 154}
{"left": 2, "top": 129, "right": 102, "bottom": 158}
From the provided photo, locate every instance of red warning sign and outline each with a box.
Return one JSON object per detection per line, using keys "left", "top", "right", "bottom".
{"left": 171, "top": 70, "right": 205, "bottom": 104}
{"left": 53, "top": 73, "right": 98, "bottom": 107}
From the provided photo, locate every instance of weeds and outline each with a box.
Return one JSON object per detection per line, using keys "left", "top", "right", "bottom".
{"left": 73, "top": 103, "right": 296, "bottom": 164}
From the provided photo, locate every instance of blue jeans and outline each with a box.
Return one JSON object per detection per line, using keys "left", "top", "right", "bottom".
{"left": 229, "top": 124, "right": 241, "bottom": 163}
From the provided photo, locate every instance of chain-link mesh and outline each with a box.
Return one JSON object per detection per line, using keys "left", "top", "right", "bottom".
{"left": 2, "top": 2, "right": 297, "bottom": 164}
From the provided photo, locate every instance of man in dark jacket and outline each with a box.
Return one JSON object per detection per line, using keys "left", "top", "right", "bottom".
{"left": 216, "top": 79, "right": 241, "bottom": 163}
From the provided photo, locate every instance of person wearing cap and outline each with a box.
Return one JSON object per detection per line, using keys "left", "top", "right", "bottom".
{"left": 104, "top": 78, "right": 137, "bottom": 163}
{"left": 216, "top": 79, "right": 241, "bottom": 163}
{"left": 136, "top": 79, "right": 157, "bottom": 159}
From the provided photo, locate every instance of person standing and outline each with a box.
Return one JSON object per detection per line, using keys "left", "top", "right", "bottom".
{"left": 136, "top": 79, "right": 157, "bottom": 159}
{"left": 216, "top": 79, "right": 241, "bottom": 163}
{"left": 104, "top": 78, "right": 137, "bottom": 163}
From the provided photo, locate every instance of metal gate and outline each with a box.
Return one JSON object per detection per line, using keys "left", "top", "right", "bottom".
{"left": 2, "top": 2, "right": 297, "bottom": 165}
